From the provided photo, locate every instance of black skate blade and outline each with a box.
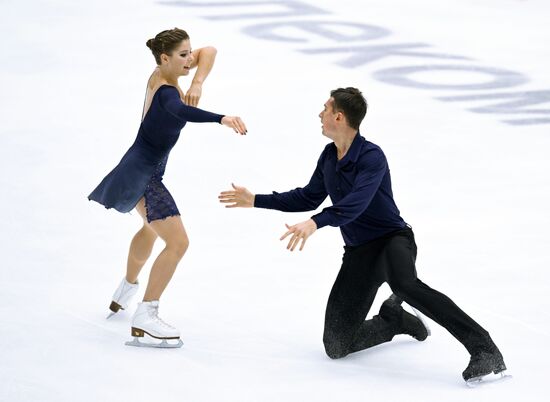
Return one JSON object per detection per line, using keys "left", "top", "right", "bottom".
{"left": 465, "top": 371, "right": 512, "bottom": 388}
{"left": 125, "top": 336, "right": 183, "bottom": 349}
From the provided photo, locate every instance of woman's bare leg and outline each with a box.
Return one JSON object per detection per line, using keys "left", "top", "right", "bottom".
{"left": 132, "top": 196, "right": 188, "bottom": 301}
{"left": 141, "top": 216, "right": 188, "bottom": 301}
{"left": 143, "top": 216, "right": 188, "bottom": 301}
{"left": 126, "top": 198, "right": 159, "bottom": 284}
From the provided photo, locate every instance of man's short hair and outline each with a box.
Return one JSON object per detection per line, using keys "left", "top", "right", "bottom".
{"left": 330, "top": 87, "right": 368, "bottom": 130}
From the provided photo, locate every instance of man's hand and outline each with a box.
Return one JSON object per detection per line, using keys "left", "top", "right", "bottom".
{"left": 280, "top": 219, "right": 317, "bottom": 251}
{"left": 218, "top": 183, "right": 255, "bottom": 208}
{"left": 184, "top": 82, "right": 202, "bottom": 107}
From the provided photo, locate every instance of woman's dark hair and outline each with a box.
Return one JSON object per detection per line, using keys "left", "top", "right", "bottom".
{"left": 330, "top": 87, "right": 368, "bottom": 130}
{"left": 146, "top": 28, "right": 190, "bottom": 65}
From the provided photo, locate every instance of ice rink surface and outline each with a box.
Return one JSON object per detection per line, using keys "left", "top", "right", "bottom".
{"left": 1, "top": 0, "right": 549, "bottom": 401}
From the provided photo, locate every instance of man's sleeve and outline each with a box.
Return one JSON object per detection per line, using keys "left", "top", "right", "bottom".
{"left": 311, "top": 149, "right": 386, "bottom": 229}
{"left": 254, "top": 152, "right": 328, "bottom": 212}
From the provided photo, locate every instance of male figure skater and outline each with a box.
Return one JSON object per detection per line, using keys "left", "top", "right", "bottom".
{"left": 218, "top": 87, "right": 506, "bottom": 383}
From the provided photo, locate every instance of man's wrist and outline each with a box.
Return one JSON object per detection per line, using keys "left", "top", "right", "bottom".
{"left": 254, "top": 194, "right": 273, "bottom": 209}
{"left": 311, "top": 214, "right": 329, "bottom": 229}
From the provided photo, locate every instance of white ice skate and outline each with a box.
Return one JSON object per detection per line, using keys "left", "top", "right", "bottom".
{"left": 107, "top": 278, "right": 139, "bottom": 319}
{"left": 125, "top": 301, "right": 183, "bottom": 348}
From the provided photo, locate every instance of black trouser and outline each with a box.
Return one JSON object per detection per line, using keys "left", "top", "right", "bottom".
{"left": 323, "top": 226, "right": 491, "bottom": 359}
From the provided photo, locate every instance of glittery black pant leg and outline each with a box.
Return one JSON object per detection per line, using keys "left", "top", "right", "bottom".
{"left": 323, "top": 236, "right": 393, "bottom": 359}
{"left": 384, "top": 229, "right": 491, "bottom": 355}
{"left": 323, "top": 228, "right": 491, "bottom": 359}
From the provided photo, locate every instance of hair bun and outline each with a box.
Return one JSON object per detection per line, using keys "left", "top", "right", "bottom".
{"left": 146, "top": 28, "right": 189, "bottom": 65}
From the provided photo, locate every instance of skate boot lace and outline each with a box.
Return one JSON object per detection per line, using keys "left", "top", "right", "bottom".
{"left": 149, "top": 306, "right": 176, "bottom": 329}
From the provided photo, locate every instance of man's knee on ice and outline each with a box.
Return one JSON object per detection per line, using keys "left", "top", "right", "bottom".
{"left": 323, "top": 333, "right": 350, "bottom": 359}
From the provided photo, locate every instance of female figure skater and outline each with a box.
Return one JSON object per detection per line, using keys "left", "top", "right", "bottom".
{"left": 88, "top": 28, "right": 247, "bottom": 347}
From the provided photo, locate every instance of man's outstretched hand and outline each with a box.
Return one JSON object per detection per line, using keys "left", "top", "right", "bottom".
{"left": 220, "top": 185, "right": 317, "bottom": 250}
{"left": 218, "top": 183, "right": 255, "bottom": 208}
{"left": 280, "top": 219, "right": 317, "bottom": 251}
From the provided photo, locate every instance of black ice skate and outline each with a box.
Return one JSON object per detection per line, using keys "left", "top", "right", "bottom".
{"left": 463, "top": 347, "right": 509, "bottom": 387}
{"left": 381, "top": 295, "right": 430, "bottom": 341}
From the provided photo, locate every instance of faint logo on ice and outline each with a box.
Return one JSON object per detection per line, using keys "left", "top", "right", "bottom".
{"left": 159, "top": 0, "right": 550, "bottom": 126}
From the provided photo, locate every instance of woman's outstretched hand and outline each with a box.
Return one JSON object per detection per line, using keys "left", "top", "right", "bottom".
{"left": 221, "top": 116, "right": 247, "bottom": 135}
{"left": 218, "top": 183, "right": 254, "bottom": 208}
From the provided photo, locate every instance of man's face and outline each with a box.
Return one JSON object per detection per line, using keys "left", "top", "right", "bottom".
{"left": 319, "top": 98, "right": 338, "bottom": 138}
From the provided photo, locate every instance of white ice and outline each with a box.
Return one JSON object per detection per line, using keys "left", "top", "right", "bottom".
{"left": 1, "top": 0, "right": 549, "bottom": 401}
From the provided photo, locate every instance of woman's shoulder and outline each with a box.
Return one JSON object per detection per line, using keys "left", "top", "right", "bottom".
{"left": 148, "top": 84, "right": 179, "bottom": 102}
{"left": 147, "top": 68, "right": 161, "bottom": 89}
{"left": 146, "top": 71, "right": 172, "bottom": 92}
{"left": 154, "top": 85, "right": 182, "bottom": 104}
{"left": 146, "top": 69, "right": 184, "bottom": 100}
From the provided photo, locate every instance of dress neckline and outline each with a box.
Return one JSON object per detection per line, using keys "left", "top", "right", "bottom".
{"left": 141, "top": 84, "right": 177, "bottom": 122}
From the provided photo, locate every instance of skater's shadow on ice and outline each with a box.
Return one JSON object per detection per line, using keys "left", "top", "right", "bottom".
{"left": 326, "top": 339, "right": 456, "bottom": 386}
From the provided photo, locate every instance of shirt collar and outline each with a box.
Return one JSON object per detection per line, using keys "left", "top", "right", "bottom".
{"left": 336, "top": 132, "right": 363, "bottom": 170}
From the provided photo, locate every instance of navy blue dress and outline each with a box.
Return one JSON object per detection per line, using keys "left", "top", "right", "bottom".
{"left": 88, "top": 84, "right": 224, "bottom": 222}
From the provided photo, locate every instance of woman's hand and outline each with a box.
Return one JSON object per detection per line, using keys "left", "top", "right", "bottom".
{"left": 184, "top": 82, "right": 202, "bottom": 106}
{"left": 221, "top": 116, "right": 247, "bottom": 135}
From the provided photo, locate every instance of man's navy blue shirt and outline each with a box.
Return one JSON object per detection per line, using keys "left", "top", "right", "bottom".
{"left": 254, "top": 133, "right": 406, "bottom": 246}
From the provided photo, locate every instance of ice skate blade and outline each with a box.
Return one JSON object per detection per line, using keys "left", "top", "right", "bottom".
{"left": 465, "top": 371, "right": 512, "bottom": 388}
{"left": 125, "top": 337, "right": 183, "bottom": 349}
{"left": 106, "top": 312, "right": 116, "bottom": 319}
{"left": 410, "top": 306, "right": 432, "bottom": 336}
